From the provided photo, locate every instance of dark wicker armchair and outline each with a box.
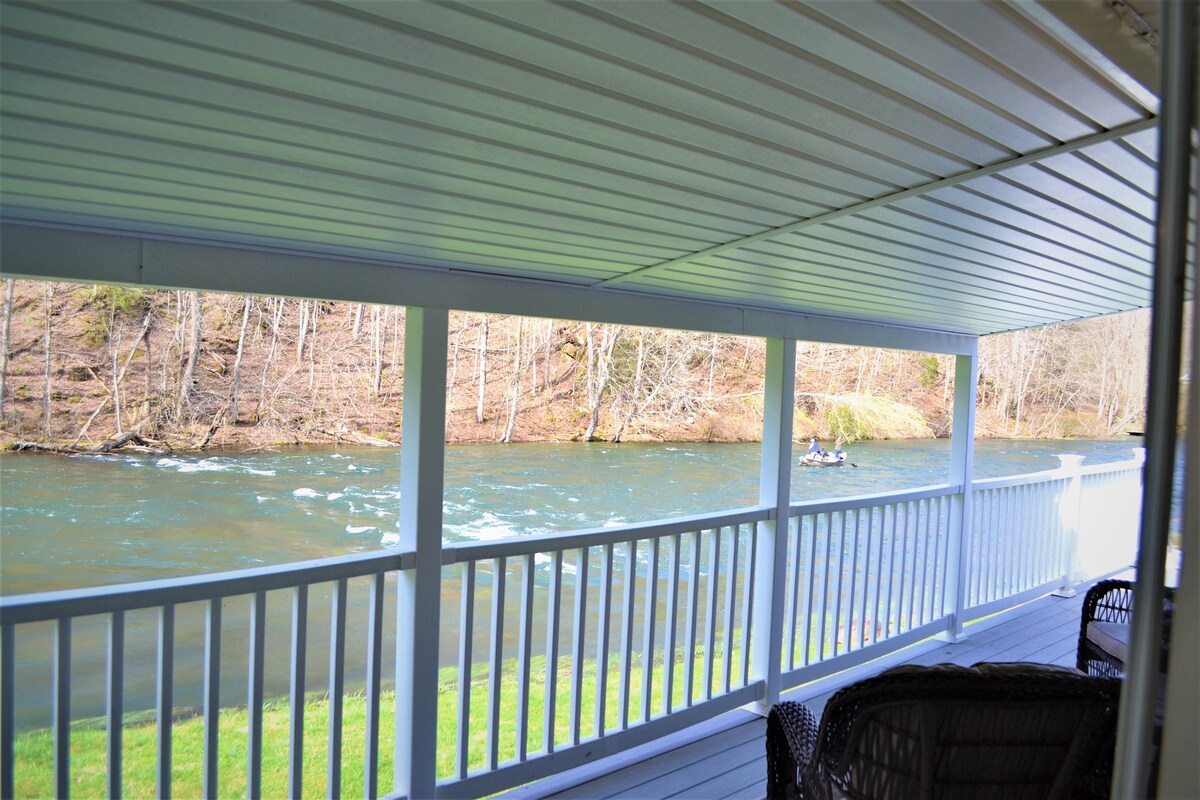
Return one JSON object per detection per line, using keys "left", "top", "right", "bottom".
{"left": 1076, "top": 579, "right": 1175, "bottom": 677}
{"left": 767, "top": 663, "right": 1121, "bottom": 800}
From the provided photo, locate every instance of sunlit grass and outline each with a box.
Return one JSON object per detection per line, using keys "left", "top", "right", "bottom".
{"left": 12, "top": 641, "right": 747, "bottom": 798}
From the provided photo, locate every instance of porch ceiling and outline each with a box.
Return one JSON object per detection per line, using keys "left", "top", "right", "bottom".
{"left": 0, "top": 0, "right": 1166, "bottom": 338}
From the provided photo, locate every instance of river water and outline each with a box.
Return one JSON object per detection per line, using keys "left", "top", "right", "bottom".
{"left": 0, "top": 438, "right": 1143, "bottom": 727}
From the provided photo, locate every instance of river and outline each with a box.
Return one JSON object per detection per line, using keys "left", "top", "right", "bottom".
{"left": 0, "top": 438, "right": 1144, "bottom": 727}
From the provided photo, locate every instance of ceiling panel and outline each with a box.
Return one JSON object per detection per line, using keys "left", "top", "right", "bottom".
{"left": 0, "top": 0, "right": 1165, "bottom": 338}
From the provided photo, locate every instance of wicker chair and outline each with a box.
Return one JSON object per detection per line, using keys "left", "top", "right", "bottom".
{"left": 1076, "top": 579, "right": 1175, "bottom": 677}
{"left": 766, "top": 663, "right": 1121, "bottom": 800}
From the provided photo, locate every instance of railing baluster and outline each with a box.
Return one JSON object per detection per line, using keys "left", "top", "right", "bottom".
{"left": 202, "top": 600, "right": 220, "bottom": 800}
{"left": 740, "top": 522, "right": 757, "bottom": 686}
{"left": 869, "top": 508, "right": 884, "bottom": 645}
{"left": 721, "top": 527, "right": 737, "bottom": 693}
{"left": 618, "top": 541, "right": 637, "bottom": 728}
{"left": 855, "top": 510, "right": 870, "bottom": 648}
{"left": 107, "top": 611, "right": 125, "bottom": 800}
{"left": 801, "top": 515, "right": 819, "bottom": 666}
{"left": 915, "top": 499, "right": 930, "bottom": 625}
{"left": 664, "top": 534, "right": 681, "bottom": 713}
{"left": 457, "top": 562, "right": 475, "bottom": 778}
{"left": 594, "top": 544, "right": 613, "bottom": 737}
{"left": 156, "top": 606, "right": 173, "bottom": 800}
{"left": 935, "top": 497, "right": 949, "bottom": 616}
{"left": 328, "top": 578, "right": 348, "bottom": 799}
{"left": 703, "top": 528, "right": 720, "bottom": 700}
{"left": 641, "top": 536, "right": 659, "bottom": 721}
{"left": 815, "top": 513, "right": 832, "bottom": 659}
{"left": 845, "top": 511, "right": 862, "bottom": 651}
{"left": 289, "top": 585, "right": 308, "bottom": 800}
{"left": 830, "top": 512, "right": 847, "bottom": 656}
{"left": 898, "top": 503, "right": 914, "bottom": 632}
{"left": 516, "top": 554, "right": 535, "bottom": 760}
{"left": 488, "top": 557, "right": 507, "bottom": 768}
{"left": 1, "top": 623, "right": 13, "bottom": 800}
{"left": 882, "top": 506, "right": 898, "bottom": 642}
{"left": 785, "top": 517, "right": 802, "bottom": 670}
{"left": 248, "top": 591, "right": 266, "bottom": 800}
{"left": 569, "top": 548, "right": 588, "bottom": 745}
{"left": 364, "top": 573, "right": 385, "bottom": 800}
{"left": 543, "top": 550, "right": 562, "bottom": 753}
{"left": 682, "top": 532, "right": 699, "bottom": 707}
{"left": 987, "top": 489, "right": 1000, "bottom": 602}
{"left": 55, "top": 617, "right": 71, "bottom": 800}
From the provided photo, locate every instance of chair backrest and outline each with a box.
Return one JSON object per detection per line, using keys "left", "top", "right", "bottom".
{"left": 815, "top": 663, "right": 1121, "bottom": 800}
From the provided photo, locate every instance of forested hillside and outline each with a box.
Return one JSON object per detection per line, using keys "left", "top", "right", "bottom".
{"left": 0, "top": 280, "right": 1153, "bottom": 451}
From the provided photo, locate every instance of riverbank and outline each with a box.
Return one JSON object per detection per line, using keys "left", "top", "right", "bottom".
{"left": 0, "top": 281, "right": 1147, "bottom": 452}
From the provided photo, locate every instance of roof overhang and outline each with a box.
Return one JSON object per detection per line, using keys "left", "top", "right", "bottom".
{"left": 0, "top": 0, "right": 1169, "bottom": 351}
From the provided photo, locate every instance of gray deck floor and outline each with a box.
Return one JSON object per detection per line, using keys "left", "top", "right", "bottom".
{"left": 503, "top": 586, "right": 1092, "bottom": 800}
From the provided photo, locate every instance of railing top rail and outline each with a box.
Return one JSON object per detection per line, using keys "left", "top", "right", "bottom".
{"left": 442, "top": 505, "right": 772, "bottom": 563}
{"left": 972, "top": 455, "right": 1143, "bottom": 491}
{"left": 787, "top": 483, "right": 959, "bottom": 517}
{"left": 0, "top": 548, "right": 415, "bottom": 625}
{"left": 972, "top": 470, "right": 1064, "bottom": 491}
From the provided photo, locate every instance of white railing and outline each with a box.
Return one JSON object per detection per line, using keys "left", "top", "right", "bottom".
{"left": 0, "top": 452, "right": 1144, "bottom": 799}
{"left": 0, "top": 551, "right": 412, "bottom": 800}
{"left": 436, "top": 505, "right": 767, "bottom": 798}
{"left": 779, "top": 485, "right": 957, "bottom": 688}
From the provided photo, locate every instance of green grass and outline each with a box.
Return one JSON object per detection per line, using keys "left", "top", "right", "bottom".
{"left": 12, "top": 643, "right": 747, "bottom": 798}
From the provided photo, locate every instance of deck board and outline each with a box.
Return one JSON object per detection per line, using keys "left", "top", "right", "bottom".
{"left": 510, "top": 586, "right": 1097, "bottom": 800}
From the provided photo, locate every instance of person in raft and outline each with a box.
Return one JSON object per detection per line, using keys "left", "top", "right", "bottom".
{"left": 833, "top": 438, "right": 845, "bottom": 459}
{"left": 808, "top": 437, "right": 821, "bottom": 454}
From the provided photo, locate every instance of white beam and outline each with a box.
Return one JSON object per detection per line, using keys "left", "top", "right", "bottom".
{"left": 394, "top": 307, "right": 447, "bottom": 800}
{"left": 939, "top": 348, "right": 979, "bottom": 642}
{"left": 750, "top": 337, "right": 795, "bottom": 712}
{"left": 0, "top": 222, "right": 977, "bottom": 355}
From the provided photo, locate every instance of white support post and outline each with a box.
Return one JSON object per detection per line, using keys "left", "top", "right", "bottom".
{"left": 1051, "top": 455, "right": 1085, "bottom": 597}
{"left": 938, "top": 349, "right": 978, "bottom": 642}
{"left": 750, "top": 338, "right": 795, "bottom": 713}
{"left": 394, "top": 307, "right": 448, "bottom": 800}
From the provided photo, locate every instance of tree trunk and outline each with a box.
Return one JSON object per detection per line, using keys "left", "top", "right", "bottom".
{"left": 477, "top": 314, "right": 489, "bottom": 423}
{"left": 112, "top": 320, "right": 123, "bottom": 434}
{"left": 229, "top": 297, "right": 252, "bottom": 424}
{"left": 372, "top": 305, "right": 384, "bottom": 396}
{"left": 296, "top": 299, "right": 308, "bottom": 365}
{"left": 543, "top": 319, "right": 553, "bottom": 392}
{"left": 254, "top": 299, "right": 284, "bottom": 420}
{"left": 501, "top": 318, "right": 523, "bottom": 443}
{"left": 448, "top": 322, "right": 464, "bottom": 409}
{"left": 612, "top": 329, "right": 646, "bottom": 443}
{"left": 42, "top": 283, "right": 53, "bottom": 438}
{"left": 178, "top": 292, "right": 203, "bottom": 417}
{"left": 0, "top": 278, "right": 15, "bottom": 419}
{"left": 583, "top": 323, "right": 620, "bottom": 441}
{"left": 352, "top": 303, "right": 364, "bottom": 338}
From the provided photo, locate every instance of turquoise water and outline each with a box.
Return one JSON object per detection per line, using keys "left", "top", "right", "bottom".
{"left": 0, "top": 439, "right": 1144, "bottom": 596}
{"left": 0, "top": 438, "right": 1144, "bottom": 727}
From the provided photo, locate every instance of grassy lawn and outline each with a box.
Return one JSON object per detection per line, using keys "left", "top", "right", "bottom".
{"left": 12, "top": 644, "right": 745, "bottom": 798}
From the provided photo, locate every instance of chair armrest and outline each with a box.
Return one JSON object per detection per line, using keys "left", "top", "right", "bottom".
{"left": 767, "top": 701, "right": 818, "bottom": 800}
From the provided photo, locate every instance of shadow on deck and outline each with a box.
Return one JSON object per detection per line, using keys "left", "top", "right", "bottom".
{"left": 502, "top": 585, "right": 1093, "bottom": 800}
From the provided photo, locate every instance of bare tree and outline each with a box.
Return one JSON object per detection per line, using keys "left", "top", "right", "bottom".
{"left": 583, "top": 322, "right": 621, "bottom": 441}
{"left": 501, "top": 317, "right": 523, "bottom": 442}
{"left": 477, "top": 314, "right": 489, "bottom": 424}
{"left": 42, "top": 283, "right": 53, "bottom": 438}
{"left": 229, "top": 296, "right": 252, "bottom": 424}
{"left": 177, "top": 292, "right": 203, "bottom": 418}
{"left": 0, "top": 278, "right": 14, "bottom": 420}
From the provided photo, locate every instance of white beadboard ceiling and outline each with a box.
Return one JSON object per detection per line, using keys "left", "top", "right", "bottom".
{"left": 0, "top": 0, "right": 1171, "bottom": 337}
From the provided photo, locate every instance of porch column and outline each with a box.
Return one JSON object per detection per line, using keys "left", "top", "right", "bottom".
{"left": 395, "top": 307, "right": 448, "bottom": 800}
{"left": 939, "top": 347, "right": 978, "bottom": 642}
{"left": 751, "top": 337, "right": 795, "bottom": 712}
